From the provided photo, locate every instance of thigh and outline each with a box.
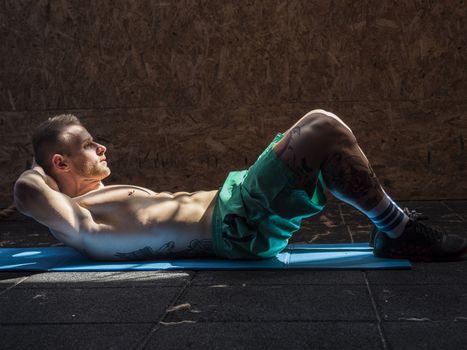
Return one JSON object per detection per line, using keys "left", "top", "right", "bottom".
{"left": 272, "top": 114, "right": 328, "bottom": 195}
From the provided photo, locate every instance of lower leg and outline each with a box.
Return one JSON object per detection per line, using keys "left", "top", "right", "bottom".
{"left": 321, "top": 139, "right": 384, "bottom": 212}
{"left": 321, "top": 137, "right": 411, "bottom": 237}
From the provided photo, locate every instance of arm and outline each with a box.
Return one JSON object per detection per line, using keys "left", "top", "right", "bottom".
{"left": 13, "top": 167, "right": 95, "bottom": 249}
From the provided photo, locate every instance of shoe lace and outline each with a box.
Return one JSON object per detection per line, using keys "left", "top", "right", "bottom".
{"left": 402, "top": 207, "right": 429, "bottom": 222}
{"left": 403, "top": 208, "right": 443, "bottom": 243}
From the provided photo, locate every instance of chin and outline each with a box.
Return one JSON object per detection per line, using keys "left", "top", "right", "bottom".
{"left": 101, "top": 168, "right": 111, "bottom": 180}
{"left": 94, "top": 167, "right": 111, "bottom": 182}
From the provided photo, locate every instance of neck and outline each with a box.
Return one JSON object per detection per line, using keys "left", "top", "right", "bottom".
{"left": 56, "top": 177, "right": 104, "bottom": 198}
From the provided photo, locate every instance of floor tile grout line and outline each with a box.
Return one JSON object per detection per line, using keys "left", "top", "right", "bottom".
{"left": 363, "top": 271, "right": 389, "bottom": 350}
{"left": 337, "top": 203, "right": 346, "bottom": 225}
{"left": 0, "top": 322, "right": 157, "bottom": 326}
{"left": 1, "top": 318, "right": 466, "bottom": 326}
{"left": 0, "top": 283, "right": 373, "bottom": 289}
{"left": 189, "top": 283, "right": 371, "bottom": 286}
{"left": 440, "top": 201, "right": 466, "bottom": 223}
{"left": 346, "top": 225, "right": 355, "bottom": 244}
{"left": 0, "top": 319, "right": 395, "bottom": 326}
{"left": 338, "top": 203, "right": 355, "bottom": 243}
{"left": 134, "top": 271, "right": 198, "bottom": 350}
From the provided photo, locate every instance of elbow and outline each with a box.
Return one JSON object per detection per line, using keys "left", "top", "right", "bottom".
{"left": 13, "top": 180, "right": 42, "bottom": 217}
{"left": 13, "top": 181, "right": 34, "bottom": 216}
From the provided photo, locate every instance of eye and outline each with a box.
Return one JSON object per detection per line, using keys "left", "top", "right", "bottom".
{"left": 85, "top": 142, "right": 94, "bottom": 148}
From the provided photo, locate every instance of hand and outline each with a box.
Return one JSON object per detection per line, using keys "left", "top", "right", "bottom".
{"left": 30, "top": 157, "right": 60, "bottom": 192}
{"left": 31, "top": 156, "right": 46, "bottom": 176}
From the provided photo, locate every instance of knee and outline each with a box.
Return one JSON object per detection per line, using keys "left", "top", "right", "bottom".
{"left": 301, "top": 112, "right": 356, "bottom": 145}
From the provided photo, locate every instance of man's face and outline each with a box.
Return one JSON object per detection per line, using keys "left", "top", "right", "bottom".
{"left": 58, "top": 125, "right": 111, "bottom": 181}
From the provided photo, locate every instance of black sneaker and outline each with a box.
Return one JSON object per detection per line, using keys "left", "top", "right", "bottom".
{"left": 373, "top": 218, "right": 467, "bottom": 261}
{"left": 369, "top": 208, "right": 429, "bottom": 247}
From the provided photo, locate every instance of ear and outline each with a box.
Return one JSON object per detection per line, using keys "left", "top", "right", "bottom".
{"left": 51, "top": 154, "right": 70, "bottom": 172}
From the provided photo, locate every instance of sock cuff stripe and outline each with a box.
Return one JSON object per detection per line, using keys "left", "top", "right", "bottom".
{"left": 386, "top": 212, "right": 409, "bottom": 232}
{"left": 375, "top": 209, "right": 399, "bottom": 228}
{"left": 373, "top": 204, "right": 399, "bottom": 224}
{"left": 372, "top": 202, "right": 394, "bottom": 222}
{"left": 376, "top": 210, "right": 405, "bottom": 232}
{"left": 366, "top": 191, "right": 409, "bottom": 238}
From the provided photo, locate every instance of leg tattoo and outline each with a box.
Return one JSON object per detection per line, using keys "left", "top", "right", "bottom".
{"left": 322, "top": 148, "right": 383, "bottom": 211}
{"left": 275, "top": 126, "right": 321, "bottom": 196}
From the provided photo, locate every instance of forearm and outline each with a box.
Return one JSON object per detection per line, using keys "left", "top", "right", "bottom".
{"left": 13, "top": 171, "right": 92, "bottom": 242}
{"left": 14, "top": 170, "right": 48, "bottom": 214}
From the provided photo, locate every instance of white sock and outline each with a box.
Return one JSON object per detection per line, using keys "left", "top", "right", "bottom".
{"left": 365, "top": 191, "right": 410, "bottom": 238}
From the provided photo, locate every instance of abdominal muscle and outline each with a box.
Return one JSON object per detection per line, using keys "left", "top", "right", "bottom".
{"left": 67, "top": 185, "right": 219, "bottom": 260}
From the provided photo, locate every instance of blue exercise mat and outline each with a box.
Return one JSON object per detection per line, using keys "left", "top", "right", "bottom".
{"left": 0, "top": 243, "right": 411, "bottom": 271}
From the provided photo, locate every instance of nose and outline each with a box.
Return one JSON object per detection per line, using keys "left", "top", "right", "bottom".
{"left": 96, "top": 143, "right": 106, "bottom": 155}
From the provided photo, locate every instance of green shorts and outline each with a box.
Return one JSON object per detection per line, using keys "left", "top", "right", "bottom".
{"left": 211, "top": 132, "right": 327, "bottom": 260}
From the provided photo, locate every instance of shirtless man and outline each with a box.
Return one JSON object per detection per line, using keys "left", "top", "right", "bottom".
{"left": 13, "top": 111, "right": 467, "bottom": 261}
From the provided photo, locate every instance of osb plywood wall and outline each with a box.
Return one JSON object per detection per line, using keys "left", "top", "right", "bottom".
{"left": 1, "top": 0, "right": 466, "bottom": 208}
